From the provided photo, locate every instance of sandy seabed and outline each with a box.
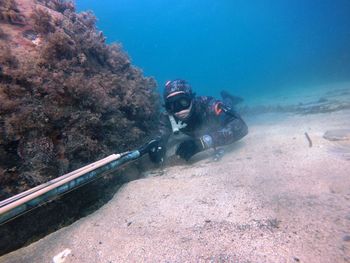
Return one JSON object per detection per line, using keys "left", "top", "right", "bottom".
{"left": 1, "top": 108, "right": 350, "bottom": 263}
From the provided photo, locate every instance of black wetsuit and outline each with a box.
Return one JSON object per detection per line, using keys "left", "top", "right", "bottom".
{"left": 157, "top": 96, "right": 248, "bottom": 149}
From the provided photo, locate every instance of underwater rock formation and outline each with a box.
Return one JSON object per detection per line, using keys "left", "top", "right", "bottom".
{"left": 0, "top": 0, "right": 25, "bottom": 25}
{"left": 0, "top": 0, "right": 160, "bottom": 199}
{"left": 323, "top": 129, "right": 350, "bottom": 160}
{"left": 240, "top": 87, "right": 350, "bottom": 116}
{"left": 323, "top": 129, "right": 350, "bottom": 141}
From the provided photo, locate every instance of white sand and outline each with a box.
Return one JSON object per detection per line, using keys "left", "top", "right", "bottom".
{"left": 1, "top": 109, "right": 350, "bottom": 263}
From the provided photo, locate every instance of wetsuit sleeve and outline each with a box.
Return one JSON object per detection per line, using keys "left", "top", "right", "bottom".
{"left": 208, "top": 100, "right": 248, "bottom": 147}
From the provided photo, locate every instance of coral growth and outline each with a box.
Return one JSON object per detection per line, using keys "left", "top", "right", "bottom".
{"left": 0, "top": 0, "right": 160, "bottom": 199}
{"left": 0, "top": 0, "right": 25, "bottom": 25}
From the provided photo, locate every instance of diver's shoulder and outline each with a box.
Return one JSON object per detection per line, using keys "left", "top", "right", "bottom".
{"left": 194, "top": 96, "right": 223, "bottom": 115}
{"left": 195, "top": 96, "right": 216, "bottom": 104}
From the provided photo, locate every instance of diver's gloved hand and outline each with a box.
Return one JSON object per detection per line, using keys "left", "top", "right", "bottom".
{"left": 148, "top": 139, "right": 166, "bottom": 164}
{"left": 176, "top": 135, "right": 213, "bottom": 161}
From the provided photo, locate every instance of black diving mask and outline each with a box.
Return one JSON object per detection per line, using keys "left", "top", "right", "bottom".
{"left": 165, "top": 94, "right": 192, "bottom": 113}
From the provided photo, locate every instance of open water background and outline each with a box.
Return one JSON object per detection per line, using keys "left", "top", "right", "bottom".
{"left": 76, "top": 0, "right": 350, "bottom": 103}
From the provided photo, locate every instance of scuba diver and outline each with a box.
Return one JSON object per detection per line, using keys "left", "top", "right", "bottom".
{"left": 148, "top": 79, "right": 248, "bottom": 163}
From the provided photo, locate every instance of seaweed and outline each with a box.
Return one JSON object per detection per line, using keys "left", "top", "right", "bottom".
{"left": 0, "top": 0, "right": 160, "bottom": 198}
{"left": 31, "top": 7, "right": 55, "bottom": 34}
{"left": 77, "top": 11, "right": 97, "bottom": 30}
{"left": 51, "top": 0, "right": 75, "bottom": 13}
{"left": 0, "top": 0, "right": 25, "bottom": 25}
{"left": 38, "top": 0, "right": 75, "bottom": 14}
{"left": 0, "top": 42, "right": 18, "bottom": 69}
{"left": 0, "top": 27, "right": 7, "bottom": 39}
{"left": 42, "top": 29, "right": 76, "bottom": 60}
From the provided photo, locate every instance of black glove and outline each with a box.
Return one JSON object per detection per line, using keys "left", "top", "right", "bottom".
{"left": 148, "top": 140, "right": 166, "bottom": 164}
{"left": 176, "top": 135, "right": 214, "bottom": 161}
{"left": 176, "top": 139, "right": 200, "bottom": 161}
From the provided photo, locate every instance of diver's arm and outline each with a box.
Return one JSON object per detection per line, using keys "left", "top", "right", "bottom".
{"left": 209, "top": 112, "right": 248, "bottom": 147}
{"left": 175, "top": 99, "right": 248, "bottom": 161}
{"left": 206, "top": 100, "right": 248, "bottom": 148}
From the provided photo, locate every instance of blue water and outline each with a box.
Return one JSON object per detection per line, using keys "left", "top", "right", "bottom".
{"left": 76, "top": 0, "right": 350, "bottom": 101}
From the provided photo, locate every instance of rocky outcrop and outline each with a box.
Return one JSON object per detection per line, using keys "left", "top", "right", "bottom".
{"left": 0, "top": 0, "right": 160, "bottom": 199}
